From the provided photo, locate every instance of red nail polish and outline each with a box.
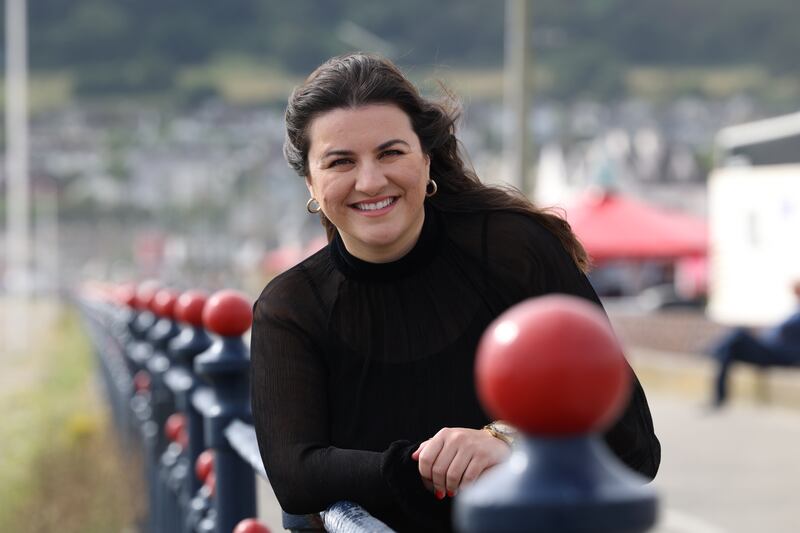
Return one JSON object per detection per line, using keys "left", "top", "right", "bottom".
{"left": 435, "top": 490, "right": 444, "bottom": 500}
{"left": 447, "top": 490, "right": 455, "bottom": 498}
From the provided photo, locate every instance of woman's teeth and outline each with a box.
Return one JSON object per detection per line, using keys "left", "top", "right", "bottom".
{"left": 354, "top": 198, "right": 395, "bottom": 211}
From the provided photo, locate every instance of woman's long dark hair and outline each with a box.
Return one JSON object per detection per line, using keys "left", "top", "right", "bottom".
{"left": 284, "top": 53, "right": 590, "bottom": 272}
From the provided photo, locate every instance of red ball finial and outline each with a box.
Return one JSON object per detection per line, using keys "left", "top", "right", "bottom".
{"left": 205, "top": 470, "right": 216, "bottom": 497}
{"left": 136, "top": 280, "right": 160, "bottom": 311}
{"left": 202, "top": 290, "right": 253, "bottom": 337}
{"left": 233, "top": 519, "right": 271, "bottom": 533}
{"left": 195, "top": 449, "right": 214, "bottom": 482}
{"left": 153, "top": 289, "right": 179, "bottom": 319}
{"left": 165, "top": 413, "right": 186, "bottom": 443}
{"left": 116, "top": 283, "right": 137, "bottom": 308}
{"left": 133, "top": 370, "right": 151, "bottom": 393}
{"left": 175, "top": 290, "right": 208, "bottom": 326}
{"left": 475, "top": 295, "right": 630, "bottom": 436}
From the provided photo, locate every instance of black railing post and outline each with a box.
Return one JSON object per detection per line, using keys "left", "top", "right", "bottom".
{"left": 455, "top": 295, "right": 658, "bottom": 532}
{"left": 146, "top": 289, "right": 184, "bottom": 532}
{"left": 166, "top": 289, "right": 213, "bottom": 532}
{"left": 146, "top": 288, "right": 182, "bottom": 446}
{"left": 193, "top": 289, "right": 256, "bottom": 533}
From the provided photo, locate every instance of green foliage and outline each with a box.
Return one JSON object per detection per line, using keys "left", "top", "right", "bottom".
{"left": 542, "top": 45, "right": 627, "bottom": 100}
{"left": 19, "top": 0, "right": 800, "bottom": 101}
{"left": 0, "top": 305, "right": 143, "bottom": 532}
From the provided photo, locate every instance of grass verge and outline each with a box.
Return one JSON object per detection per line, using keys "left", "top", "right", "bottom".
{"left": 0, "top": 302, "right": 144, "bottom": 533}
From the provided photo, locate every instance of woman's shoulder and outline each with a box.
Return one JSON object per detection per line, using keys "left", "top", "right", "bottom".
{"left": 487, "top": 209, "right": 562, "bottom": 244}
{"left": 255, "top": 247, "right": 334, "bottom": 319}
{"left": 456, "top": 208, "right": 579, "bottom": 282}
{"left": 442, "top": 208, "right": 563, "bottom": 256}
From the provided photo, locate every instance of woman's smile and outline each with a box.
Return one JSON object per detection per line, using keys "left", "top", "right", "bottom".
{"left": 350, "top": 196, "right": 398, "bottom": 215}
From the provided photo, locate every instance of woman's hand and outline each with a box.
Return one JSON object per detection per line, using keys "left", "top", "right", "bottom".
{"left": 411, "top": 427, "right": 511, "bottom": 498}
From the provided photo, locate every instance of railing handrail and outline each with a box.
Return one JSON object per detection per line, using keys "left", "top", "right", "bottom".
{"left": 322, "top": 502, "right": 395, "bottom": 533}
{"left": 223, "top": 419, "right": 267, "bottom": 479}
{"left": 224, "top": 419, "right": 395, "bottom": 533}
{"left": 77, "top": 287, "right": 397, "bottom": 533}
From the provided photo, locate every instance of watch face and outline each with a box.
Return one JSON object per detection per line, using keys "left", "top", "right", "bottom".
{"left": 492, "top": 422, "right": 515, "bottom": 436}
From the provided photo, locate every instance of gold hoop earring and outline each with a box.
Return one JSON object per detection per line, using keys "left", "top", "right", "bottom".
{"left": 426, "top": 179, "right": 438, "bottom": 197}
{"left": 306, "top": 197, "right": 321, "bottom": 214}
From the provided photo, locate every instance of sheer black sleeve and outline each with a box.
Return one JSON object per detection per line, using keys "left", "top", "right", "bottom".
{"left": 250, "top": 268, "right": 450, "bottom": 530}
{"left": 489, "top": 212, "right": 661, "bottom": 479}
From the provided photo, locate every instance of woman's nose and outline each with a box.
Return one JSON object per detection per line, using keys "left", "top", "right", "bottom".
{"left": 354, "top": 162, "right": 388, "bottom": 194}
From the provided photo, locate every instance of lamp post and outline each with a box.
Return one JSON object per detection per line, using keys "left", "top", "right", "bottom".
{"left": 4, "top": 0, "right": 30, "bottom": 352}
{"left": 504, "top": 0, "right": 532, "bottom": 196}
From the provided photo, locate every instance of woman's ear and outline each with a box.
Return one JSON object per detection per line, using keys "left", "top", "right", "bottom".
{"left": 305, "top": 176, "right": 314, "bottom": 197}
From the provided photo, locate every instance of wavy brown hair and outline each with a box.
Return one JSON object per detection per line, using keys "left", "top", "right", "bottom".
{"left": 284, "top": 53, "right": 589, "bottom": 272}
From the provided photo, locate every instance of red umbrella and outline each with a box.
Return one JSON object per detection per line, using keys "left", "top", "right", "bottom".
{"left": 564, "top": 191, "right": 708, "bottom": 262}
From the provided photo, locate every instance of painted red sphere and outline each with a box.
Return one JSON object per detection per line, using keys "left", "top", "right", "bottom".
{"left": 175, "top": 290, "right": 208, "bottom": 326}
{"left": 165, "top": 413, "right": 186, "bottom": 443}
{"left": 233, "top": 519, "right": 271, "bottom": 533}
{"left": 133, "top": 370, "right": 151, "bottom": 393}
{"left": 475, "top": 295, "right": 630, "bottom": 436}
{"left": 152, "top": 289, "right": 178, "bottom": 319}
{"left": 116, "top": 284, "right": 137, "bottom": 308}
{"left": 195, "top": 449, "right": 214, "bottom": 482}
{"left": 202, "top": 290, "right": 253, "bottom": 337}
{"left": 136, "top": 281, "right": 160, "bottom": 311}
{"left": 204, "top": 470, "right": 216, "bottom": 497}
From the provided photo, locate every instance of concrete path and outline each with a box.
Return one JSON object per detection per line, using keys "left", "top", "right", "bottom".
{"left": 649, "top": 392, "right": 800, "bottom": 533}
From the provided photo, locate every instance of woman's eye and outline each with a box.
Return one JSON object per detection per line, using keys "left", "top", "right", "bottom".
{"left": 380, "top": 149, "right": 403, "bottom": 158}
{"left": 329, "top": 158, "right": 354, "bottom": 168}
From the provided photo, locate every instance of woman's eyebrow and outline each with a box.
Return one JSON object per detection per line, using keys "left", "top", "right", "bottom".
{"left": 320, "top": 148, "right": 354, "bottom": 161}
{"left": 376, "top": 139, "right": 410, "bottom": 151}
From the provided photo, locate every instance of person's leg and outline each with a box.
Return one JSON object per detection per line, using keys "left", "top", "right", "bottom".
{"left": 710, "top": 328, "right": 772, "bottom": 406}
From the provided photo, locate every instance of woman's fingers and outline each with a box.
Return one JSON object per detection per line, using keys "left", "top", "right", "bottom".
{"left": 429, "top": 435, "right": 459, "bottom": 496}
{"left": 415, "top": 435, "right": 444, "bottom": 487}
{"left": 411, "top": 439, "right": 429, "bottom": 461}
{"left": 444, "top": 449, "right": 472, "bottom": 495}
{"left": 460, "top": 455, "right": 488, "bottom": 488}
{"left": 416, "top": 427, "right": 512, "bottom": 498}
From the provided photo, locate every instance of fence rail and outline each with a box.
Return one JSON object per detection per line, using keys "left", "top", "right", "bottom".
{"left": 77, "top": 282, "right": 392, "bottom": 533}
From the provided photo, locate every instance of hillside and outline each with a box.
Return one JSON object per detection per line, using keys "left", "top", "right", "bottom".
{"left": 4, "top": 0, "right": 797, "bottom": 104}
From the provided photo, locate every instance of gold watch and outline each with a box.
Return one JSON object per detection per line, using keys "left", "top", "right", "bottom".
{"left": 483, "top": 421, "right": 517, "bottom": 446}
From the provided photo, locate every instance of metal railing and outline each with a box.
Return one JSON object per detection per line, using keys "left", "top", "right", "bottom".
{"left": 77, "top": 283, "right": 392, "bottom": 533}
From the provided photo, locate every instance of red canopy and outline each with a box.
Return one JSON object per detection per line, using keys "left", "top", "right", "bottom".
{"left": 564, "top": 192, "right": 708, "bottom": 262}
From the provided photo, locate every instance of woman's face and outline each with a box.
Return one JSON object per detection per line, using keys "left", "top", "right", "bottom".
{"left": 305, "top": 104, "right": 430, "bottom": 263}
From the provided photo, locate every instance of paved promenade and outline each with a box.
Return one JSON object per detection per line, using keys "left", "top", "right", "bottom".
{"left": 649, "top": 392, "right": 799, "bottom": 533}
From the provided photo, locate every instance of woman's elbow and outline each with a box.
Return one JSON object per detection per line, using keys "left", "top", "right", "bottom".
{"left": 643, "top": 440, "right": 661, "bottom": 480}
{"left": 266, "top": 462, "right": 332, "bottom": 515}
{"left": 270, "top": 477, "right": 328, "bottom": 515}
{"left": 628, "top": 438, "right": 661, "bottom": 481}
{"left": 274, "top": 491, "right": 325, "bottom": 516}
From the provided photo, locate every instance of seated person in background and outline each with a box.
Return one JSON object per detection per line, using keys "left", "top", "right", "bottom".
{"left": 710, "top": 280, "right": 800, "bottom": 407}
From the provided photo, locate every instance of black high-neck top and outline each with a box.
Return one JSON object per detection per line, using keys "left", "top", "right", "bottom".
{"left": 330, "top": 203, "right": 444, "bottom": 282}
{"left": 251, "top": 205, "right": 660, "bottom": 532}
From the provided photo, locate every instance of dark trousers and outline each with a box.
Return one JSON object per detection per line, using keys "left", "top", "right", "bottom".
{"left": 711, "top": 328, "right": 798, "bottom": 405}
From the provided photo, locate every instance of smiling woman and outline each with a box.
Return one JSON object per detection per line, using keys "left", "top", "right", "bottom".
{"left": 250, "top": 53, "right": 661, "bottom": 532}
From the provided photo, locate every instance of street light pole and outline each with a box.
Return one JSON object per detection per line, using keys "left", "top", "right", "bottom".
{"left": 5, "top": 0, "right": 30, "bottom": 352}
{"left": 504, "top": 0, "right": 532, "bottom": 196}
